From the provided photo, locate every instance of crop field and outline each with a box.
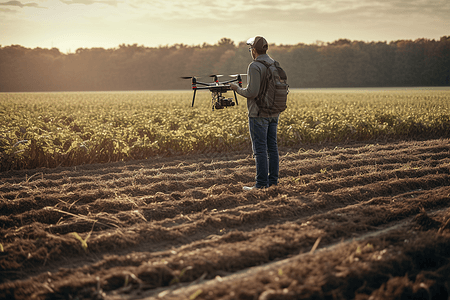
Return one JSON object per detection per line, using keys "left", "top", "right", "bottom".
{"left": 1, "top": 89, "right": 450, "bottom": 171}
{"left": 1, "top": 89, "right": 450, "bottom": 299}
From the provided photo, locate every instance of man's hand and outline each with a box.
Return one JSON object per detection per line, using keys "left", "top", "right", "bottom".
{"left": 229, "top": 83, "right": 239, "bottom": 91}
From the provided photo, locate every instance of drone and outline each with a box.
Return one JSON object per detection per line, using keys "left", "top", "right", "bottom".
{"left": 181, "top": 74, "right": 246, "bottom": 110}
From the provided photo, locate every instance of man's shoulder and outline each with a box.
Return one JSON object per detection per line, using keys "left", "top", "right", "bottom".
{"left": 253, "top": 55, "right": 275, "bottom": 67}
{"left": 248, "top": 60, "right": 264, "bottom": 73}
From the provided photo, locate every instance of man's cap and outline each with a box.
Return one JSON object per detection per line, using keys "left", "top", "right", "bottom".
{"left": 246, "top": 36, "right": 268, "bottom": 52}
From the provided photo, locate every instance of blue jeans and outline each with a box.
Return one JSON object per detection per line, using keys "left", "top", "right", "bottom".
{"left": 248, "top": 116, "right": 279, "bottom": 188}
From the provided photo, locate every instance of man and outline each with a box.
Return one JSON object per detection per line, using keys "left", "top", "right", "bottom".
{"left": 229, "top": 36, "right": 280, "bottom": 190}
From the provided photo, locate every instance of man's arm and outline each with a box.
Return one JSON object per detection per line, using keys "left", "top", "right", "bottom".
{"left": 230, "top": 62, "right": 261, "bottom": 99}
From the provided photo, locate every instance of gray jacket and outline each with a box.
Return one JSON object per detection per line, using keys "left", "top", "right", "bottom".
{"left": 235, "top": 54, "right": 279, "bottom": 118}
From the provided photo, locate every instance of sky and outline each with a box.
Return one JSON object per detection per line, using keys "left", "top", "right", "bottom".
{"left": 0, "top": 0, "right": 449, "bottom": 53}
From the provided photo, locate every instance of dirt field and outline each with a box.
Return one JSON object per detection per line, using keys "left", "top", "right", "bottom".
{"left": 1, "top": 138, "right": 450, "bottom": 300}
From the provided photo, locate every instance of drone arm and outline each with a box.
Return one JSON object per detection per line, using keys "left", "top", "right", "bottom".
{"left": 220, "top": 78, "right": 238, "bottom": 84}
{"left": 195, "top": 81, "right": 212, "bottom": 86}
{"left": 194, "top": 86, "right": 215, "bottom": 90}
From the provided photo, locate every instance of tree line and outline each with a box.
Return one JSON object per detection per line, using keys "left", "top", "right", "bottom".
{"left": 0, "top": 36, "right": 449, "bottom": 92}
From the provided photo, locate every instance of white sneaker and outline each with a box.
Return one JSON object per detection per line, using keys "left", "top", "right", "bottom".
{"left": 243, "top": 185, "right": 265, "bottom": 191}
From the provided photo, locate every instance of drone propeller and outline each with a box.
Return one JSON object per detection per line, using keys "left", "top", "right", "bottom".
{"left": 181, "top": 76, "right": 200, "bottom": 79}
{"left": 229, "top": 74, "right": 247, "bottom": 78}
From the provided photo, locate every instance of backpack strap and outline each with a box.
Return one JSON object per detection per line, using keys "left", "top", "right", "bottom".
{"left": 253, "top": 59, "right": 272, "bottom": 69}
{"left": 255, "top": 60, "right": 287, "bottom": 80}
{"left": 252, "top": 60, "right": 273, "bottom": 116}
{"left": 253, "top": 60, "right": 273, "bottom": 91}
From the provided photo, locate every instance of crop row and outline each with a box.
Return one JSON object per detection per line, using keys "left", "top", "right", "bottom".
{"left": 1, "top": 89, "right": 449, "bottom": 171}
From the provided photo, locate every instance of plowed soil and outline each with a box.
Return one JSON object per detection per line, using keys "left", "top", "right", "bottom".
{"left": 1, "top": 139, "right": 450, "bottom": 300}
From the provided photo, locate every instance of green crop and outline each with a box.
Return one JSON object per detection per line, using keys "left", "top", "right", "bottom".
{"left": 1, "top": 89, "right": 449, "bottom": 171}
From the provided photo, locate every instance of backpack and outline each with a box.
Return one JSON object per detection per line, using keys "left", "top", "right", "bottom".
{"left": 254, "top": 60, "right": 289, "bottom": 115}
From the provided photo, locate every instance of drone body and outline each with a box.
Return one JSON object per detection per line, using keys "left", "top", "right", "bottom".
{"left": 182, "top": 74, "right": 246, "bottom": 110}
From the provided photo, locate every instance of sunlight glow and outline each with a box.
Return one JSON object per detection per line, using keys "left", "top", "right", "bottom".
{"left": 0, "top": 0, "right": 448, "bottom": 51}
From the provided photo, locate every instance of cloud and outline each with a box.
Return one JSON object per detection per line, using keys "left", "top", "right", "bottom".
{"left": 128, "top": 0, "right": 449, "bottom": 23}
{"left": 59, "top": 0, "right": 119, "bottom": 6}
{"left": 0, "top": 7, "right": 16, "bottom": 12}
{"left": 0, "top": 0, "right": 45, "bottom": 8}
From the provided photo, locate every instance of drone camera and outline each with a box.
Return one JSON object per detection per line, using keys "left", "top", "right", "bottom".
{"left": 214, "top": 97, "right": 235, "bottom": 110}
